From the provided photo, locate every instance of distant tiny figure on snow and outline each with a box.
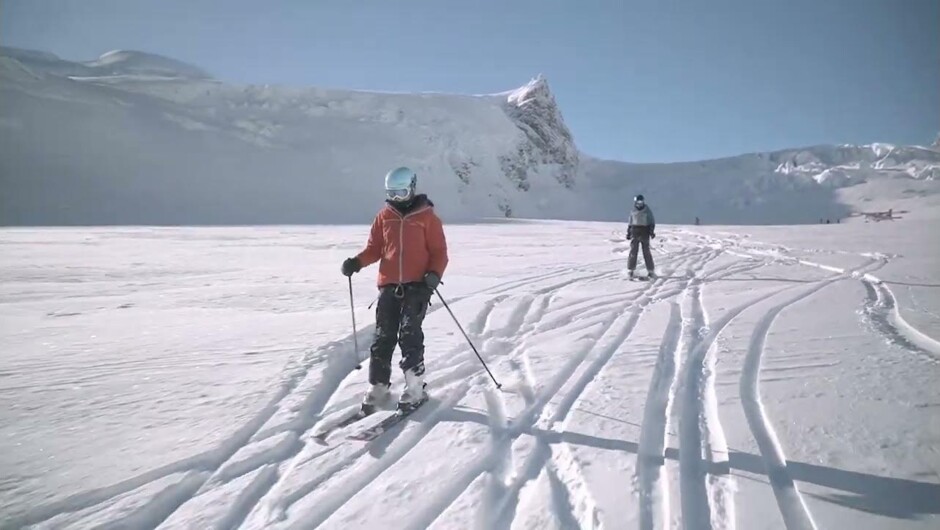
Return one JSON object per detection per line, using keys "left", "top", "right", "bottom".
{"left": 626, "top": 194, "right": 656, "bottom": 279}
{"left": 695, "top": 216, "right": 701, "bottom": 226}
{"left": 341, "top": 166, "right": 449, "bottom": 414}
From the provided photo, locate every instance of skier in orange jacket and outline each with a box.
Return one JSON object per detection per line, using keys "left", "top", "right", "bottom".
{"left": 342, "top": 167, "right": 449, "bottom": 412}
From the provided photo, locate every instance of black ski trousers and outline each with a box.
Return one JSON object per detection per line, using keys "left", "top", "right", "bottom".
{"left": 369, "top": 282, "right": 431, "bottom": 386}
{"left": 628, "top": 234, "right": 654, "bottom": 272}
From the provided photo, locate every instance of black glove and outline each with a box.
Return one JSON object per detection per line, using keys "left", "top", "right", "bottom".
{"left": 423, "top": 271, "right": 441, "bottom": 291}
{"left": 626, "top": 228, "right": 633, "bottom": 240}
{"left": 341, "top": 257, "right": 361, "bottom": 277}
{"left": 650, "top": 231, "right": 656, "bottom": 239}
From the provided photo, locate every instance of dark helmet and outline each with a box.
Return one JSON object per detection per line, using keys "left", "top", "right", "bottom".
{"left": 634, "top": 194, "right": 646, "bottom": 208}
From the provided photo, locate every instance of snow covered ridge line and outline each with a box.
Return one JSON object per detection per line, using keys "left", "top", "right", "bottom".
{"left": 773, "top": 143, "right": 940, "bottom": 182}
{"left": 4, "top": 45, "right": 940, "bottom": 225}
{"left": 1, "top": 46, "right": 593, "bottom": 224}
{"left": 501, "top": 75, "right": 579, "bottom": 190}
{"left": 0, "top": 46, "right": 211, "bottom": 79}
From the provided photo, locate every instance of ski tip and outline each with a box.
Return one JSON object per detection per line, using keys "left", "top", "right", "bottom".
{"left": 310, "top": 429, "right": 332, "bottom": 443}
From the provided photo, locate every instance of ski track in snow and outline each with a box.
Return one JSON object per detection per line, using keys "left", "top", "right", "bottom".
{"left": 633, "top": 250, "right": 778, "bottom": 530}
{"left": 675, "top": 265, "right": 771, "bottom": 530}
{"left": 666, "top": 232, "right": 874, "bottom": 530}
{"left": 500, "top": 248, "right": 770, "bottom": 530}
{"left": 346, "top": 250, "right": 702, "bottom": 529}
{"left": 860, "top": 275, "right": 940, "bottom": 362}
{"left": 11, "top": 228, "right": 937, "bottom": 530}
{"left": 6, "top": 251, "right": 626, "bottom": 530}
{"left": 698, "top": 233, "right": 933, "bottom": 530}
{"left": 23, "top": 247, "right": 697, "bottom": 530}
{"left": 429, "top": 281, "right": 672, "bottom": 528}
{"left": 241, "top": 256, "right": 651, "bottom": 528}
{"left": 636, "top": 298, "right": 684, "bottom": 530}
{"left": 677, "top": 278, "right": 718, "bottom": 530}
{"left": 734, "top": 256, "right": 883, "bottom": 530}
{"left": 401, "top": 248, "right": 712, "bottom": 530}
{"left": 485, "top": 249, "right": 722, "bottom": 529}
{"left": 242, "top": 272, "right": 608, "bottom": 526}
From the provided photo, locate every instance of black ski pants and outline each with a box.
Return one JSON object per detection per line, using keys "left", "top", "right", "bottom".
{"left": 628, "top": 234, "right": 654, "bottom": 272}
{"left": 369, "top": 282, "right": 431, "bottom": 386}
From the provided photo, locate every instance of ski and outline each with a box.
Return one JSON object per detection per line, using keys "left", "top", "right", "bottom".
{"left": 311, "top": 405, "right": 380, "bottom": 443}
{"left": 346, "top": 395, "right": 430, "bottom": 442}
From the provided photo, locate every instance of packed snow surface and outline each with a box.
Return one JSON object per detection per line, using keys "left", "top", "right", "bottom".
{"left": 1, "top": 217, "right": 938, "bottom": 529}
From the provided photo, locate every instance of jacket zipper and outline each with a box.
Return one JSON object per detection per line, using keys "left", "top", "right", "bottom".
{"left": 398, "top": 216, "right": 404, "bottom": 284}
{"left": 388, "top": 205, "right": 430, "bottom": 285}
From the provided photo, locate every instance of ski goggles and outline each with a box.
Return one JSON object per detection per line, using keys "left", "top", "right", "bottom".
{"left": 386, "top": 188, "right": 412, "bottom": 202}
{"left": 635, "top": 200, "right": 645, "bottom": 207}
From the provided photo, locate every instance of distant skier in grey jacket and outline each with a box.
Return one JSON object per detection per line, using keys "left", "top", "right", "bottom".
{"left": 626, "top": 194, "right": 655, "bottom": 278}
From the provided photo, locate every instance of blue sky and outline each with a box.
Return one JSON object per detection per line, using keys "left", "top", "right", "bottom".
{"left": 2, "top": 0, "right": 937, "bottom": 162}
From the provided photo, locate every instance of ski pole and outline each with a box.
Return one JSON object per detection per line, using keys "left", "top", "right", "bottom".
{"left": 434, "top": 289, "right": 502, "bottom": 389}
{"left": 348, "top": 276, "right": 362, "bottom": 370}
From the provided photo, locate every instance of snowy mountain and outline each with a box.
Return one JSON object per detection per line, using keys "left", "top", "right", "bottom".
{"left": 0, "top": 48, "right": 585, "bottom": 225}
{"left": 1, "top": 47, "right": 938, "bottom": 225}
{"left": 584, "top": 143, "right": 940, "bottom": 224}
{"left": 0, "top": 47, "right": 210, "bottom": 80}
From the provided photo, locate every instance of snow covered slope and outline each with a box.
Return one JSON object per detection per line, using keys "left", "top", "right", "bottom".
{"left": 583, "top": 144, "right": 940, "bottom": 224}
{"left": 0, "top": 49, "right": 582, "bottom": 224}
{"left": 1, "top": 47, "right": 938, "bottom": 226}
{"left": 1, "top": 220, "right": 938, "bottom": 529}
{"left": 0, "top": 47, "right": 210, "bottom": 80}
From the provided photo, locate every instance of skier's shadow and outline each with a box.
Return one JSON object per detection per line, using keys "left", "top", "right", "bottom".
{"left": 440, "top": 407, "right": 940, "bottom": 520}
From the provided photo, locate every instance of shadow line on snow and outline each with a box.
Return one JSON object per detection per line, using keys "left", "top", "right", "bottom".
{"left": 880, "top": 281, "right": 940, "bottom": 288}
{"left": 439, "top": 408, "right": 940, "bottom": 521}
{"left": 702, "top": 276, "right": 819, "bottom": 284}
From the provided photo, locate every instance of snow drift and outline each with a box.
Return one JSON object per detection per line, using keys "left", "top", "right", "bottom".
{"left": 1, "top": 47, "right": 938, "bottom": 225}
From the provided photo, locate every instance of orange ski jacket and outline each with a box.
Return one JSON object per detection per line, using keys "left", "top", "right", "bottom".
{"left": 356, "top": 196, "right": 449, "bottom": 287}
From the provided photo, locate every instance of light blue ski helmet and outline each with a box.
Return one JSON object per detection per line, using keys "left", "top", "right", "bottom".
{"left": 384, "top": 166, "right": 417, "bottom": 203}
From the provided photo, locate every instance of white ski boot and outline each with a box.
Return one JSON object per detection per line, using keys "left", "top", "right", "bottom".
{"left": 398, "top": 368, "right": 429, "bottom": 412}
{"left": 361, "top": 382, "right": 391, "bottom": 414}
{"left": 647, "top": 269, "right": 657, "bottom": 279}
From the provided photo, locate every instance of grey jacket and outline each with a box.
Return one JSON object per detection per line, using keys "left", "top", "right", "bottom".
{"left": 628, "top": 205, "right": 655, "bottom": 238}
{"left": 629, "top": 205, "right": 655, "bottom": 227}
